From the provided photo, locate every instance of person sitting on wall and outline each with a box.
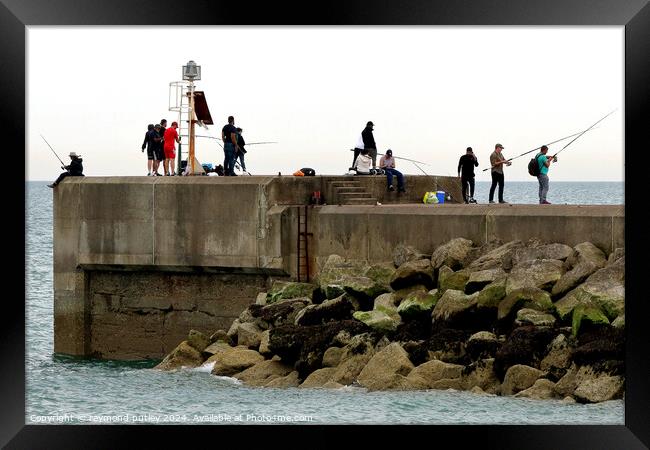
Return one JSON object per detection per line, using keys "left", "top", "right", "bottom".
{"left": 379, "top": 149, "right": 406, "bottom": 193}
{"left": 353, "top": 148, "right": 373, "bottom": 175}
{"left": 48, "top": 152, "right": 84, "bottom": 188}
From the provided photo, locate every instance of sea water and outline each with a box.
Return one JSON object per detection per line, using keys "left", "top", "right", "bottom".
{"left": 25, "top": 181, "right": 624, "bottom": 425}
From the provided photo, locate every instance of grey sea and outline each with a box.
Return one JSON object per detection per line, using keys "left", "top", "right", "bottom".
{"left": 26, "top": 181, "right": 624, "bottom": 425}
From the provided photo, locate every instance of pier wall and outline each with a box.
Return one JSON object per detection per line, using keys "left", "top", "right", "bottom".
{"left": 52, "top": 177, "right": 624, "bottom": 359}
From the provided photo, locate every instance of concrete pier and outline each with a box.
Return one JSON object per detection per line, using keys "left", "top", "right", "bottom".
{"left": 52, "top": 176, "right": 623, "bottom": 359}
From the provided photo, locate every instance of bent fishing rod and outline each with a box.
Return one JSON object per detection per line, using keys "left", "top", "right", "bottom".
{"left": 41, "top": 135, "right": 69, "bottom": 172}
{"left": 481, "top": 129, "right": 593, "bottom": 172}
{"left": 195, "top": 135, "right": 277, "bottom": 145}
{"left": 550, "top": 109, "right": 617, "bottom": 159}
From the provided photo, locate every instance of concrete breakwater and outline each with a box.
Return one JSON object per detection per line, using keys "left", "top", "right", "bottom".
{"left": 52, "top": 177, "right": 623, "bottom": 359}
{"left": 157, "top": 238, "right": 625, "bottom": 403}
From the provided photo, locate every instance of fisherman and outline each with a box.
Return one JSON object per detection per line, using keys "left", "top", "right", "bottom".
{"left": 458, "top": 147, "right": 479, "bottom": 203}
{"left": 236, "top": 127, "right": 247, "bottom": 172}
{"left": 379, "top": 149, "right": 406, "bottom": 192}
{"left": 221, "top": 116, "right": 239, "bottom": 176}
{"left": 535, "top": 145, "right": 556, "bottom": 204}
{"left": 151, "top": 124, "right": 164, "bottom": 176}
{"left": 163, "top": 121, "right": 181, "bottom": 176}
{"left": 361, "top": 121, "right": 378, "bottom": 169}
{"left": 141, "top": 124, "right": 155, "bottom": 176}
{"left": 48, "top": 152, "right": 84, "bottom": 188}
{"left": 488, "top": 143, "right": 511, "bottom": 204}
{"left": 353, "top": 148, "right": 373, "bottom": 175}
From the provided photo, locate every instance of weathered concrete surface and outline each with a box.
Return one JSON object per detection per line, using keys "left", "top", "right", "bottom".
{"left": 53, "top": 177, "right": 623, "bottom": 360}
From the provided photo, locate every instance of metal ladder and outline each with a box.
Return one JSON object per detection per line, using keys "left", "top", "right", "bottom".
{"left": 169, "top": 81, "right": 191, "bottom": 174}
{"left": 297, "top": 206, "right": 312, "bottom": 281}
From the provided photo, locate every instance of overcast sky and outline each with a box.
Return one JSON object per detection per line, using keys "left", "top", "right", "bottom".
{"left": 27, "top": 27, "right": 623, "bottom": 181}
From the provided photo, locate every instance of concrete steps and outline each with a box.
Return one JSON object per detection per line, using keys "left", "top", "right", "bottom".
{"left": 329, "top": 179, "right": 376, "bottom": 205}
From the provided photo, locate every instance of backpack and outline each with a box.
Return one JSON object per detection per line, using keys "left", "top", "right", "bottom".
{"left": 300, "top": 167, "right": 316, "bottom": 176}
{"left": 528, "top": 154, "right": 543, "bottom": 176}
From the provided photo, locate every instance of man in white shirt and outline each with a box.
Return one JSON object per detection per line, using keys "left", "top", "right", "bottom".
{"left": 379, "top": 149, "right": 406, "bottom": 192}
{"left": 353, "top": 148, "right": 373, "bottom": 175}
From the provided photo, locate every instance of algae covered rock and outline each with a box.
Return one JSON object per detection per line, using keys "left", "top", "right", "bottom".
{"left": 390, "top": 259, "right": 435, "bottom": 290}
{"left": 431, "top": 289, "right": 479, "bottom": 327}
{"left": 497, "top": 287, "right": 554, "bottom": 321}
{"left": 294, "top": 294, "right": 356, "bottom": 326}
{"left": 571, "top": 304, "right": 609, "bottom": 336}
{"left": 466, "top": 331, "right": 499, "bottom": 360}
{"left": 437, "top": 267, "right": 470, "bottom": 294}
{"left": 353, "top": 310, "right": 401, "bottom": 333}
{"left": 465, "top": 268, "right": 506, "bottom": 294}
{"left": 267, "top": 281, "right": 316, "bottom": 304}
{"left": 476, "top": 277, "right": 507, "bottom": 309}
{"left": 431, "top": 238, "right": 474, "bottom": 270}
{"left": 515, "top": 308, "right": 556, "bottom": 327}
{"left": 397, "top": 290, "right": 439, "bottom": 320}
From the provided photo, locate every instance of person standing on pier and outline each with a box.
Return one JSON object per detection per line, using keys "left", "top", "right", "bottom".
{"left": 488, "top": 143, "right": 511, "bottom": 204}
{"left": 151, "top": 124, "right": 164, "bottom": 176}
{"left": 458, "top": 147, "right": 479, "bottom": 203}
{"left": 163, "top": 121, "right": 181, "bottom": 176}
{"left": 222, "top": 116, "right": 239, "bottom": 176}
{"left": 47, "top": 152, "right": 84, "bottom": 188}
{"left": 361, "top": 121, "right": 378, "bottom": 169}
{"left": 379, "top": 149, "right": 406, "bottom": 192}
{"left": 141, "top": 124, "right": 155, "bottom": 176}
{"left": 535, "top": 145, "right": 555, "bottom": 204}
{"left": 236, "top": 127, "right": 247, "bottom": 172}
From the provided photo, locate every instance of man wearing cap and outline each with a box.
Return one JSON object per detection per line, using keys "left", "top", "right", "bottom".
{"left": 163, "top": 121, "right": 181, "bottom": 176}
{"left": 458, "top": 147, "right": 479, "bottom": 203}
{"left": 361, "top": 121, "right": 378, "bottom": 169}
{"left": 47, "top": 152, "right": 84, "bottom": 188}
{"left": 488, "top": 143, "right": 511, "bottom": 204}
{"left": 379, "top": 149, "right": 406, "bottom": 193}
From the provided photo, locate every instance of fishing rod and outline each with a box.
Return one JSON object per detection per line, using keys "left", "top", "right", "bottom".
{"left": 481, "top": 129, "right": 594, "bottom": 172}
{"left": 350, "top": 148, "right": 430, "bottom": 166}
{"left": 194, "top": 135, "right": 277, "bottom": 145}
{"left": 41, "top": 135, "right": 69, "bottom": 171}
{"left": 194, "top": 136, "right": 252, "bottom": 175}
{"left": 550, "top": 109, "right": 616, "bottom": 159}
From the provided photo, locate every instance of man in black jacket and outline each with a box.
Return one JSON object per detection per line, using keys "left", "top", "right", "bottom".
{"left": 458, "top": 147, "right": 479, "bottom": 203}
{"left": 361, "top": 121, "right": 377, "bottom": 169}
{"left": 236, "top": 127, "right": 247, "bottom": 172}
{"left": 48, "top": 152, "right": 84, "bottom": 188}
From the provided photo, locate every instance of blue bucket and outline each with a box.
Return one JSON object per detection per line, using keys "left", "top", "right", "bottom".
{"left": 436, "top": 191, "right": 445, "bottom": 204}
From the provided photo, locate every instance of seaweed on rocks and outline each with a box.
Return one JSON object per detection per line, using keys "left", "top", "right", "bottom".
{"left": 493, "top": 326, "right": 556, "bottom": 380}
{"left": 388, "top": 314, "right": 433, "bottom": 342}
{"left": 572, "top": 326, "right": 624, "bottom": 374}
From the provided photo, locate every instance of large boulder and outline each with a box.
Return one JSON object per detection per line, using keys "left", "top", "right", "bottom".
{"left": 406, "top": 360, "right": 464, "bottom": 389}
{"left": 233, "top": 360, "right": 295, "bottom": 386}
{"left": 571, "top": 326, "right": 624, "bottom": 370}
{"left": 211, "top": 346, "right": 265, "bottom": 376}
{"left": 187, "top": 330, "right": 211, "bottom": 352}
{"left": 393, "top": 244, "right": 428, "bottom": 268}
{"left": 552, "top": 243, "right": 607, "bottom": 297}
{"left": 299, "top": 368, "right": 338, "bottom": 388}
{"left": 497, "top": 288, "right": 554, "bottom": 322}
{"left": 509, "top": 243, "right": 573, "bottom": 267}
{"left": 340, "top": 276, "right": 390, "bottom": 302}
{"left": 432, "top": 289, "right": 479, "bottom": 327}
{"left": 555, "top": 280, "right": 624, "bottom": 322}
{"left": 514, "top": 378, "right": 559, "bottom": 400}
{"left": 353, "top": 310, "right": 401, "bottom": 333}
{"left": 501, "top": 364, "right": 544, "bottom": 395}
{"left": 540, "top": 334, "right": 572, "bottom": 372}
{"left": 265, "top": 371, "right": 301, "bottom": 388}
{"left": 155, "top": 341, "right": 204, "bottom": 370}
{"left": 267, "top": 281, "right": 316, "bottom": 304}
{"left": 468, "top": 241, "right": 524, "bottom": 271}
{"left": 515, "top": 308, "right": 556, "bottom": 327}
{"left": 461, "top": 358, "right": 501, "bottom": 394}
{"left": 237, "top": 322, "right": 263, "bottom": 350}
{"left": 397, "top": 290, "right": 439, "bottom": 320}
{"left": 476, "top": 277, "right": 507, "bottom": 309}
{"left": 209, "top": 329, "right": 232, "bottom": 346}
{"left": 258, "top": 330, "right": 271, "bottom": 355}
{"left": 330, "top": 353, "right": 374, "bottom": 385}
{"left": 466, "top": 331, "right": 499, "bottom": 360}
{"left": 493, "top": 326, "right": 556, "bottom": 379}
{"left": 571, "top": 303, "right": 609, "bottom": 336}
{"left": 423, "top": 328, "right": 471, "bottom": 364}
{"left": 553, "top": 364, "right": 594, "bottom": 397}
{"left": 465, "top": 268, "right": 506, "bottom": 294}
{"left": 574, "top": 375, "right": 624, "bottom": 403}
{"left": 374, "top": 292, "right": 399, "bottom": 314}
{"left": 357, "top": 343, "right": 415, "bottom": 391}
{"left": 294, "top": 294, "right": 357, "bottom": 326}
{"left": 506, "top": 259, "right": 564, "bottom": 294}
{"left": 390, "top": 259, "right": 435, "bottom": 290}
{"left": 322, "top": 346, "right": 344, "bottom": 368}
{"left": 431, "top": 238, "right": 474, "bottom": 270}
{"left": 250, "top": 298, "right": 311, "bottom": 328}
{"left": 437, "top": 267, "right": 470, "bottom": 294}
{"left": 317, "top": 256, "right": 394, "bottom": 301}
{"left": 203, "top": 341, "right": 232, "bottom": 359}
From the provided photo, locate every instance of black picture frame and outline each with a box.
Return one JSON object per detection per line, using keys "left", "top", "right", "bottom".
{"left": 6, "top": 0, "right": 649, "bottom": 447}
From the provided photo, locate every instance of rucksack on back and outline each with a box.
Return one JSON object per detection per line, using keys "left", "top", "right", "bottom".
{"left": 528, "top": 154, "right": 542, "bottom": 176}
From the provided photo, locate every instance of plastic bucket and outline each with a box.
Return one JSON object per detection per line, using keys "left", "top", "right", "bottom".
{"left": 436, "top": 191, "right": 445, "bottom": 204}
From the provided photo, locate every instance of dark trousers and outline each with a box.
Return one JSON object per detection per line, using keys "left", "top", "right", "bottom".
{"left": 489, "top": 171, "right": 504, "bottom": 202}
{"left": 461, "top": 175, "right": 475, "bottom": 202}
{"left": 223, "top": 143, "right": 236, "bottom": 176}
{"left": 385, "top": 168, "right": 404, "bottom": 190}
{"left": 53, "top": 172, "right": 83, "bottom": 185}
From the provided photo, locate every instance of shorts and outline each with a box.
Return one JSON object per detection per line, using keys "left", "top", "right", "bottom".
{"left": 146, "top": 146, "right": 154, "bottom": 160}
{"left": 154, "top": 147, "right": 164, "bottom": 161}
{"left": 164, "top": 147, "right": 175, "bottom": 160}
